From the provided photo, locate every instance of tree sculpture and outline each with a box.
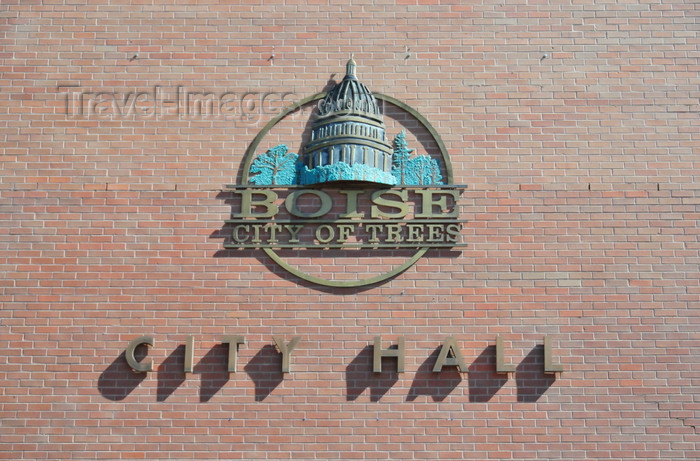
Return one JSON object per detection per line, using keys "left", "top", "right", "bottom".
{"left": 391, "top": 131, "right": 444, "bottom": 185}
{"left": 249, "top": 145, "right": 299, "bottom": 185}
{"left": 392, "top": 130, "right": 414, "bottom": 185}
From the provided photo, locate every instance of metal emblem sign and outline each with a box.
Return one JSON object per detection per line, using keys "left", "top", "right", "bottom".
{"left": 223, "top": 57, "right": 466, "bottom": 287}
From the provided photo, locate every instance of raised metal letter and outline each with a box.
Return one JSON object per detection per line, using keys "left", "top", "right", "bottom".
{"left": 222, "top": 335, "right": 245, "bottom": 373}
{"left": 373, "top": 336, "right": 405, "bottom": 373}
{"left": 544, "top": 335, "right": 563, "bottom": 374}
{"left": 273, "top": 336, "right": 301, "bottom": 373}
{"left": 125, "top": 336, "right": 154, "bottom": 373}
{"left": 184, "top": 336, "right": 194, "bottom": 374}
{"left": 496, "top": 335, "right": 515, "bottom": 374}
{"left": 433, "top": 336, "right": 467, "bottom": 372}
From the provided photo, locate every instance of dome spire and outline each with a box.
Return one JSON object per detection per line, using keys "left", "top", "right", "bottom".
{"left": 346, "top": 54, "right": 357, "bottom": 79}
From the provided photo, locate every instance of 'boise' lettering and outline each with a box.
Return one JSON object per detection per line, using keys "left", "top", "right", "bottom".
{"left": 233, "top": 188, "right": 459, "bottom": 219}
{"left": 225, "top": 188, "right": 466, "bottom": 249}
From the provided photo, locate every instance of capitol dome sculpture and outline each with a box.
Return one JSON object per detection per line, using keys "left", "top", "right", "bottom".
{"left": 300, "top": 56, "right": 397, "bottom": 185}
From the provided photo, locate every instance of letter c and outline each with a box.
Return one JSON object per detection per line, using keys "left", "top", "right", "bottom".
{"left": 125, "top": 336, "right": 154, "bottom": 373}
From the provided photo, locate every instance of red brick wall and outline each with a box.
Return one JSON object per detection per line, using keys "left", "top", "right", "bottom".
{"left": 1, "top": 1, "right": 699, "bottom": 460}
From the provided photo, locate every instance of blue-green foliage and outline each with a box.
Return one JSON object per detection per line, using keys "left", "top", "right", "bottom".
{"left": 391, "top": 130, "right": 444, "bottom": 185}
{"left": 249, "top": 144, "right": 299, "bottom": 185}
{"left": 301, "top": 162, "right": 397, "bottom": 185}
{"left": 405, "top": 155, "right": 442, "bottom": 185}
{"left": 391, "top": 130, "right": 413, "bottom": 185}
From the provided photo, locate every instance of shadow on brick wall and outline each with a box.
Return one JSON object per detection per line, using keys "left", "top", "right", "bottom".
{"left": 196, "top": 344, "right": 230, "bottom": 402}
{"left": 98, "top": 351, "right": 147, "bottom": 401}
{"left": 346, "top": 346, "right": 399, "bottom": 401}
{"left": 157, "top": 345, "right": 186, "bottom": 402}
{"left": 244, "top": 345, "right": 284, "bottom": 402}
{"left": 406, "top": 346, "right": 462, "bottom": 402}
{"left": 468, "top": 346, "right": 508, "bottom": 403}
{"left": 516, "top": 345, "right": 556, "bottom": 402}
{"left": 210, "top": 190, "right": 295, "bottom": 286}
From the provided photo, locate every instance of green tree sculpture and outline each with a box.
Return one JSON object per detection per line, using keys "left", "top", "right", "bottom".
{"left": 249, "top": 144, "right": 299, "bottom": 185}
{"left": 391, "top": 130, "right": 413, "bottom": 185}
{"left": 408, "top": 155, "right": 443, "bottom": 185}
{"left": 391, "top": 131, "right": 444, "bottom": 185}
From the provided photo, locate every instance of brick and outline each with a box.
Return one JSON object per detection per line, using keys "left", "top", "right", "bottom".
{"left": 1, "top": 1, "right": 699, "bottom": 460}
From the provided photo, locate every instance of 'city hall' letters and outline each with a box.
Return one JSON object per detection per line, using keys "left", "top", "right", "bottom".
{"left": 124, "top": 334, "right": 563, "bottom": 376}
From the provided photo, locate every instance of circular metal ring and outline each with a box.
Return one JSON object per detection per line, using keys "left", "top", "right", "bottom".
{"left": 238, "top": 93, "right": 451, "bottom": 288}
